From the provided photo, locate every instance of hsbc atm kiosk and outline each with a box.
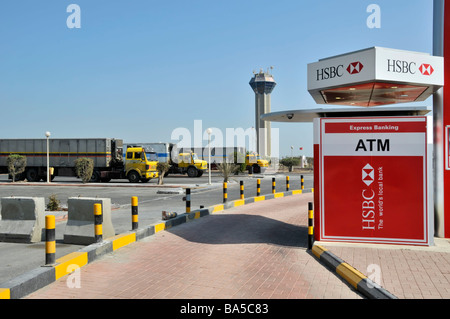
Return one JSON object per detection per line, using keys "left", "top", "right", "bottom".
{"left": 306, "top": 47, "right": 442, "bottom": 246}
{"left": 262, "top": 46, "right": 443, "bottom": 246}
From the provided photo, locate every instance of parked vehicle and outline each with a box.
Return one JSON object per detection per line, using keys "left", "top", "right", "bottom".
{"left": 0, "top": 138, "right": 158, "bottom": 183}
{"left": 245, "top": 153, "right": 269, "bottom": 173}
{"left": 125, "top": 142, "right": 207, "bottom": 177}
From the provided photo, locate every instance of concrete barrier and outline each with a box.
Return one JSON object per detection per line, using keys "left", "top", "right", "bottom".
{"left": 64, "top": 197, "right": 115, "bottom": 245}
{"left": 0, "top": 197, "right": 45, "bottom": 243}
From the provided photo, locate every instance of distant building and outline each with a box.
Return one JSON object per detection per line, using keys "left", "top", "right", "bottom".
{"left": 249, "top": 68, "right": 276, "bottom": 157}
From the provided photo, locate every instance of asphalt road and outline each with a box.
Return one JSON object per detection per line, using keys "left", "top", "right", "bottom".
{"left": 0, "top": 171, "right": 313, "bottom": 285}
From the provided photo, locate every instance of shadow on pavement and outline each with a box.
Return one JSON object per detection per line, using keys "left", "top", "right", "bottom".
{"left": 167, "top": 213, "right": 308, "bottom": 248}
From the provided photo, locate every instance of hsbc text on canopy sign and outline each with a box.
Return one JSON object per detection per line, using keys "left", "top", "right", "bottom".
{"left": 313, "top": 116, "right": 432, "bottom": 246}
{"left": 307, "top": 47, "right": 443, "bottom": 107}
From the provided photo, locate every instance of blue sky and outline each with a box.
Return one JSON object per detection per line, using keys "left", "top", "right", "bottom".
{"left": 0, "top": 1, "right": 434, "bottom": 157}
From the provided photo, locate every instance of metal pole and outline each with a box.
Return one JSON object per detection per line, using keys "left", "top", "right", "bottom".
{"left": 433, "top": 0, "right": 446, "bottom": 237}
{"left": 45, "top": 131, "right": 50, "bottom": 183}
{"left": 207, "top": 128, "right": 212, "bottom": 185}
{"left": 240, "top": 180, "right": 244, "bottom": 199}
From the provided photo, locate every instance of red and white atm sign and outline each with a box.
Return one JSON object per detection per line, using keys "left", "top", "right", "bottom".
{"left": 317, "top": 116, "right": 430, "bottom": 245}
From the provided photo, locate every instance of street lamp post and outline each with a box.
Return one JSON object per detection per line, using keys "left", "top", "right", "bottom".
{"left": 45, "top": 131, "right": 50, "bottom": 183}
{"left": 207, "top": 128, "right": 212, "bottom": 185}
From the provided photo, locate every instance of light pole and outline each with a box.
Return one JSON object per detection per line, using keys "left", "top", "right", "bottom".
{"left": 207, "top": 128, "right": 212, "bottom": 185}
{"left": 45, "top": 131, "right": 50, "bottom": 183}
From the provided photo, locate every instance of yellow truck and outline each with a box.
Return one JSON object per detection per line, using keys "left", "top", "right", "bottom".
{"left": 123, "top": 143, "right": 208, "bottom": 178}
{"left": 168, "top": 152, "right": 208, "bottom": 177}
{"left": 0, "top": 138, "right": 158, "bottom": 183}
{"left": 123, "top": 146, "right": 158, "bottom": 183}
{"left": 246, "top": 154, "right": 269, "bottom": 174}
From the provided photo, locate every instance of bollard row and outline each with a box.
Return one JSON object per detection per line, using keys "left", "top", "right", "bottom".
{"left": 216, "top": 176, "right": 307, "bottom": 202}
{"left": 44, "top": 197, "right": 143, "bottom": 266}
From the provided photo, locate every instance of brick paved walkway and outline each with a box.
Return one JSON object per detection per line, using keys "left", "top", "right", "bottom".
{"left": 25, "top": 193, "right": 362, "bottom": 299}
{"left": 319, "top": 240, "right": 450, "bottom": 299}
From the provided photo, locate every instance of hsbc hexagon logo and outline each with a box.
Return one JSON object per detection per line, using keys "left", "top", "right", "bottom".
{"left": 347, "top": 61, "right": 364, "bottom": 75}
{"left": 419, "top": 63, "right": 434, "bottom": 76}
{"left": 362, "top": 164, "right": 374, "bottom": 186}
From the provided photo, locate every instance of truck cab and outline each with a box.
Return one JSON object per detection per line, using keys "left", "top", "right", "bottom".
{"left": 177, "top": 152, "right": 207, "bottom": 177}
{"left": 125, "top": 147, "right": 158, "bottom": 182}
{"left": 246, "top": 154, "right": 269, "bottom": 174}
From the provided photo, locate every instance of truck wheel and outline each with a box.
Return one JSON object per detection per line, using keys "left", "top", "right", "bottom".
{"left": 187, "top": 167, "right": 197, "bottom": 178}
{"left": 26, "top": 168, "right": 40, "bottom": 182}
{"left": 90, "top": 171, "right": 101, "bottom": 183}
{"left": 252, "top": 165, "right": 261, "bottom": 174}
{"left": 197, "top": 170, "right": 204, "bottom": 177}
{"left": 128, "top": 171, "right": 140, "bottom": 183}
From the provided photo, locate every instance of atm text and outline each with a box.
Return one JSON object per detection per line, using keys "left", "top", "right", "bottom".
{"left": 355, "top": 139, "right": 390, "bottom": 152}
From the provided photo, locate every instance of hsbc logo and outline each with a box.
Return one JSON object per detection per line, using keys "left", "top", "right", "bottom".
{"left": 387, "top": 59, "right": 435, "bottom": 76}
{"left": 316, "top": 65, "right": 344, "bottom": 81}
{"left": 347, "top": 61, "right": 364, "bottom": 74}
{"left": 362, "top": 163, "right": 374, "bottom": 186}
{"left": 315, "top": 61, "right": 364, "bottom": 81}
{"left": 419, "top": 63, "right": 434, "bottom": 75}
{"left": 361, "top": 163, "right": 376, "bottom": 231}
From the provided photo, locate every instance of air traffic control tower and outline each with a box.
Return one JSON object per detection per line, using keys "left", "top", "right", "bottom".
{"left": 249, "top": 69, "right": 276, "bottom": 157}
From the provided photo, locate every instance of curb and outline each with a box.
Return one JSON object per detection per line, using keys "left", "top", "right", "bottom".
{"left": 0, "top": 188, "right": 308, "bottom": 299}
{"left": 311, "top": 245, "right": 397, "bottom": 299}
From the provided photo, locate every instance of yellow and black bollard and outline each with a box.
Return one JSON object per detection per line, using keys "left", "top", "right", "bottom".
{"left": 256, "top": 178, "right": 261, "bottom": 197}
{"left": 286, "top": 176, "right": 290, "bottom": 191}
{"left": 272, "top": 177, "right": 276, "bottom": 194}
{"left": 240, "top": 180, "right": 244, "bottom": 199}
{"left": 308, "top": 202, "right": 314, "bottom": 250}
{"left": 186, "top": 188, "right": 191, "bottom": 213}
{"left": 223, "top": 182, "right": 228, "bottom": 203}
{"left": 94, "top": 203, "right": 103, "bottom": 243}
{"left": 301, "top": 175, "right": 304, "bottom": 190}
{"left": 45, "top": 215, "right": 56, "bottom": 265}
{"left": 131, "top": 196, "right": 138, "bottom": 230}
